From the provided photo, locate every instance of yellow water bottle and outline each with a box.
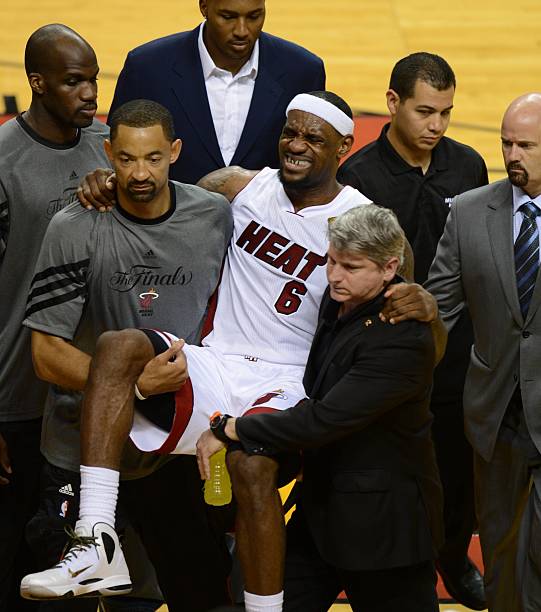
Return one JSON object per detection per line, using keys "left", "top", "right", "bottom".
{"left": 204, "top": 448, "right": 232, "bottom": 506}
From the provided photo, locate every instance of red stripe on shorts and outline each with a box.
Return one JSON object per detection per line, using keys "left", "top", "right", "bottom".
{"left": 155, "top": 379, "right": 194, "bottom": 454}
{"left": 200, "top": 260, "right": 225, "bottom": 340}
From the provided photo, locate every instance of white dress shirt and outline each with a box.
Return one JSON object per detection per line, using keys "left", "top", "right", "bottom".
{"left": 198, "top": 22, "right": 259, "bottom": 166}
{"left": 512, "top": 186, "right": 541, "bottom": 266}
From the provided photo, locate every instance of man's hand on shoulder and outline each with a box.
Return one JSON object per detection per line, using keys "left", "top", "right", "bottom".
{"left": 380, "top": 283, "right": 448, "bottom": 362}
{"left": 77, "top": 168, "right": 116, "bottom": 212}
{"left": 0, "top": 433, "right": 11, "bottom": 485}
{"left": 197, "top": 166, "right": 259, "bottom": 202}
{"left": 136, "top": 339, "right": 188, "bottom": 397}
{"left": 380, "top": 283, "right": 438, "bottom": 324}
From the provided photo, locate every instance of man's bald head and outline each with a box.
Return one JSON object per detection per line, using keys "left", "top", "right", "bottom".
{"left": 23, "top": 24, "right": 99, "bottom": 134}
{"left": 503, "top": 93, "right": 541, "bottom": 123}
{"left": 501, "top": 93, "right": 541, "bottom": 198}
{"left": 25, "top": 24, "right": 95, "bottom": 76}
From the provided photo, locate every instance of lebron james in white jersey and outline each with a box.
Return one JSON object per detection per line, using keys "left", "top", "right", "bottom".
{"left": 130, "top": 163, "right": 370, "bottom": 455}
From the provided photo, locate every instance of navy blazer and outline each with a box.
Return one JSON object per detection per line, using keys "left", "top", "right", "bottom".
{"left": 237, "top": 286, "right": 444, "bottom": 571}
{"left": 108, "top": 27, "right": 326, "bottom": 184}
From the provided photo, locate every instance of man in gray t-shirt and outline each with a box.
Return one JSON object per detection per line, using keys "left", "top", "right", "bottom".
{"left": 22, "top": 99, "right": 233, "bottom": 611}
{"left": 0, "top": 24, "right": 109, "bottom": 611}
{"left": 25, "top": 175, "right": 231, "bottom": 476}
{"left": 0, "top": 116, "right": 108, "bottom": 423}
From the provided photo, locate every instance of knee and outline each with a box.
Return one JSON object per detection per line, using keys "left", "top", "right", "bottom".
{"left": 227, "top": 452, "right": 278, "bottom": 507}
{"left": 94, "top": 330, "right": 152, "bottom": 372}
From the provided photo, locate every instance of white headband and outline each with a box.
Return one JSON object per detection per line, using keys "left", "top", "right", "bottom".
{"left": 285, "top": 93, "right": 354, "bottom": 136}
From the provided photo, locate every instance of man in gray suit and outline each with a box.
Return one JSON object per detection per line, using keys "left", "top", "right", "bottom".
{"left": 426, "top": 92, "right": 541, "bottom": 612}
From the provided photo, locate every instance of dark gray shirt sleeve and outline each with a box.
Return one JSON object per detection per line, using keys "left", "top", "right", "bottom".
{"left": 24, "top": 207, "right": 93, "bottom": 341}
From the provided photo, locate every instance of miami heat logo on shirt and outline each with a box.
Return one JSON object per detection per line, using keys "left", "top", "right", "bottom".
{"left": 139, "top": 288, "right": 159, "bottom": 317}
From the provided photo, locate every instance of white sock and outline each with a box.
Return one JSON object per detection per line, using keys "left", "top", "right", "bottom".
{"left": 78, "top": 465, "right": 119, "bottom": 528}
{"left": 244, "top": 591, "right": 284, "bottom": 612}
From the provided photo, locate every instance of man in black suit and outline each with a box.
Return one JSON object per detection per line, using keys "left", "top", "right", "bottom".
{"left": 197, "top": 204, "right": 445, "bottom": 612}
{"left": 108, "top": 0, "right": 326, "bottom": 184}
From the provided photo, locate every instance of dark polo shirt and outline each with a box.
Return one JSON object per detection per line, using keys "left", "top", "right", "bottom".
{"left": 337, "top": 124, "right": 488, "bottom": 403}
{"left": 337, "top": 123, "right": 488, "bottom": 284}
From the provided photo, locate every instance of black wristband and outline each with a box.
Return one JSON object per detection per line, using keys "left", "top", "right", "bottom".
{"left": 209, "top": 413, "right": 233, "bottom": 445}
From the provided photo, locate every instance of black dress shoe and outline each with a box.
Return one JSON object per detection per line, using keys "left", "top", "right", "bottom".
{"left": 436, "top": 557, "right": 487, "bottom": 611}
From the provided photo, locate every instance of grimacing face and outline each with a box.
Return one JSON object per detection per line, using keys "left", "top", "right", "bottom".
{"left": 278, "top": 110, "right": 349, "bottom": 190}
{"left": 326, "top": 245, "right": 398, "bottom": 307}
{"left": 200, "top": 0, "right": 265, "bottom": 72}
{"left": 37, "top": 41, "right": 98, "bottom": 129}
{"left": 106, "top": 124, "right": 180, "bottom": 205}
{"left": 501, "top": 106, "right": 541, "bottom": 198}
{"left": 387, "top": 79, "right": 454, "bottom": 154}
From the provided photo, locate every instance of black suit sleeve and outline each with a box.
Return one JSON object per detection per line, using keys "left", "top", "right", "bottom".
{"left": 311, "top": 58, "right": 326, "bottom": 91}
{"left": 236, "top": 322, "right": 434, "bottom": 455}
{"left": 108, "top": 52, "right": 141, "bottom": 122}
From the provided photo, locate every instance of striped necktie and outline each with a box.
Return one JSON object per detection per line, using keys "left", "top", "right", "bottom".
{"left": 515, "top": 201, "right": 540, "bottom": 318}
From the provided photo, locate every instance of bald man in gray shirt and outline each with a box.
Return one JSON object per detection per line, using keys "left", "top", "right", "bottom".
{"left": 0, "top": 24, "right": 108, "bottom": 611}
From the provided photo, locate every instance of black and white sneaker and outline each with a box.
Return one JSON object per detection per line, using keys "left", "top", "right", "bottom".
{"left": 20, "top": 521, "right": 132, "bottom": 600}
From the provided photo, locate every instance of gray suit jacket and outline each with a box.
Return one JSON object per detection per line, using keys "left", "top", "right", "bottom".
{"left": 426, "top": 179, "right": 541, "bottom": 462}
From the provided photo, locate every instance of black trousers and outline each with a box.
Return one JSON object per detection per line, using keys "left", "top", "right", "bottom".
{"left": 120, "top": 454, "right": 234, "bottom": 612}
{"left": 431, "top": 313, "right": 476, "bottom": 573}
{"left": 283, "top": 510, "right": 439, "bottom": 612}
{"left": 0, "top": 418, "right": 43, "bottom": 612}
{"left": 431, "top": 395, "right": 476, "bottom": 572}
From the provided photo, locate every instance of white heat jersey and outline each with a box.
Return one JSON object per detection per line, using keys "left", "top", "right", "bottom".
{"left": 203, "top": 167, "right": 372, "bottom": 366}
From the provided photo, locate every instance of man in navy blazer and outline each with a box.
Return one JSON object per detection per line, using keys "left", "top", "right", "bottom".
{"left": 108, "top": 0, "right": 326, "bottom": 184}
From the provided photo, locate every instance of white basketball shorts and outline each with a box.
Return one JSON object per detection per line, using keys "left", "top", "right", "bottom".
{"left": 130, "top": 329, "right": 307, "bottom": 455}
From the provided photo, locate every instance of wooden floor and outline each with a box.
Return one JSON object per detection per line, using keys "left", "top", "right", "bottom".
{"left": 2, "top": 0, "right": 541, "bottom": 180}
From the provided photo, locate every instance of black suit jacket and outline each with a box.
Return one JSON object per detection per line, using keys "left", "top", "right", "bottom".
{"left": 108, "top": 27, "right": 326, "bottom": 184}
{"left": 237, "top": 285, "right": 444, "bottom": 571}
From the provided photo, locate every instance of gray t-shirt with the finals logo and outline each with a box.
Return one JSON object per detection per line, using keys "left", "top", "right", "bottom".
{"left": 0, "top": 116, "right": 109, "bottom": 422}
{"left": 23, "top": 182, "right": 232, "bottom": 477}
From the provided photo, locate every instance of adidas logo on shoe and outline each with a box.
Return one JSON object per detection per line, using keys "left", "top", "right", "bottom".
{"left": 58, "top": 484, "right": 75, "bottom": 496}
{"left": 20, "top": 521, "right": 132, "bottom": 600}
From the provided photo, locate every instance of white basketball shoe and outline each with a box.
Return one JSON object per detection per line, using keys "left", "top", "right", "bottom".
{"left": 20, "top": 521, "right": 132, "bottom": 600}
